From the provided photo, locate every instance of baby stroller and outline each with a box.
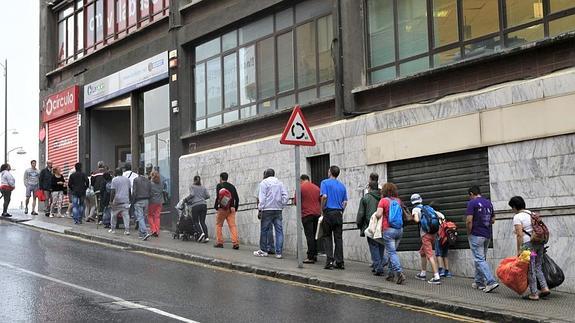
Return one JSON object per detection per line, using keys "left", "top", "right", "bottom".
{"left": 173, "top": 198, "right": 201, "bottom": 241}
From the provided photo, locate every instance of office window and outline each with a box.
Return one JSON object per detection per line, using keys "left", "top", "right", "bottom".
{"left": 367, "top": 0, "right": 575, "bottom": 85}
{"left": 193, "top": 8, "right": 334, "bottom": 132}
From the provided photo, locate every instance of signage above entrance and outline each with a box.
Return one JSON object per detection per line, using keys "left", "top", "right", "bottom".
{"left": 42, "top": 86, "right": 79, "bottom": 123}
{"left": 83, "top": 52, "right": 169, "bottom": 108}
{"left": 280, "top": 105, "right": 316, "bottom": 146}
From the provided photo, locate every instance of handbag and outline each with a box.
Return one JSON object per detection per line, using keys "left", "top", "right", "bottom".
{"left": 35, "top": 190, "right": 46, "bottom": 202}
{"left": 538, "top": 247, "right": 565, "bottom": 289}
{"left": 0, "top": 184, "right": 14, "bottom": 192}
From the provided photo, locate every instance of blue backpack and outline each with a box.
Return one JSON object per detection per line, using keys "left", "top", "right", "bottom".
{"left": 387, "top": 198, "right": 404, "bottom": 229}
{"left": 417, "top": 204, "right": 440, "bottom": 234}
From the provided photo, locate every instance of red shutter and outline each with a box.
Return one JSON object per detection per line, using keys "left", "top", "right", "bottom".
{"left": 47, "top": 113, "right": 79, "bottom": 206}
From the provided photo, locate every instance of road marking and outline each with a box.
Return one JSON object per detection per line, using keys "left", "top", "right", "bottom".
{"left": 132, "top": 251, "right": 489, "bottom": 323}
{"left": 0, "top": 261, "right": 199, "bottom": 323}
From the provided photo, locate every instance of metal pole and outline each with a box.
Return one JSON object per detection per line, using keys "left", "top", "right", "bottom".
{"left": 295, "top": 145, "right": 303, "bottom": 268}
{"left": 3, "top": 59, "right": 6, "bottom": 164}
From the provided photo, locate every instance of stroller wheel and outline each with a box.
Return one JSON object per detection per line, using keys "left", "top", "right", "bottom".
{"left": 183, "top": 234, "right": 189, "bottom": 241}
{"left": 173, "top": 233, "right": 178, "bottom": 239}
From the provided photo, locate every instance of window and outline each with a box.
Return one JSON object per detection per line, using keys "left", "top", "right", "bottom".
{"left": 54, "top": 0, "right": 169, "bottom": 67}
{"left": 367, "top": 0, "right": 575, "bottom": 85}
{"left": 193, "top": 8, "right": 334, "bottom": 131}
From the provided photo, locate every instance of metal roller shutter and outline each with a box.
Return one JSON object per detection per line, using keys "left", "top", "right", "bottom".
{"left": 387, "top": 148, "right": 490, "bottom": 251}
{"left": 47, "top": 113, "right": 79, "bottom": 207}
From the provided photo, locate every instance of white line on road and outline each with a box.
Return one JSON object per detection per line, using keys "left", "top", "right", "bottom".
{"left": 0, "top": 261, "right": 199, "bottom": 323}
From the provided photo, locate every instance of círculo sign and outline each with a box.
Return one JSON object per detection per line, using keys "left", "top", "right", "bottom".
{"left": 42, "top": 86, "right": 79, "bottom": 123}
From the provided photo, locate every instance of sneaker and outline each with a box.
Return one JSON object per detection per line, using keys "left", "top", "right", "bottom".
{"left": 439, "top": 268, "right": 445, "bottom": 277}
{"left": 267, "top": 250, "right": 276, "bottom": 255}
{"left": 108, "top": 229, "right": 116, "bottom": 234}
{"left": 142, "top": 233, "right": 152, "bottom": 241}
{"left": 324, "top": 262, "right": 334, "bottom": 270}
{"left": 31, "top": 211, "right": 38, "bottom": 215}
{"left": 444, "top": 271, "right": 453, "bottom": 278}
{"left": 275, "top": 254, "right": 283, "bottom": 259}
{"left": 213, "top": 244, "right": 224, "bottom": 248}
{"left": 484, "top": 283, "right": 500, "bottom": 293}
{"left": 49, "top": 214, "right": 55, "bottom": 218}
{"left": 24, "top": 208, "right": 28, "bottom": 214}
{"left": 303, "top": 258, "right": 316, "bottom": 264}
{"left": 124, "top": 231, "right": 130, "bottom": 236}
{"left": 253, "top": 250, "right": 268, "bottom": 257}
{"left": 45, "top": 212, "right": 50, "bottom": 217}
{"left": 1, "top": 213, "right": 12, "bottom": 217}
{"left": 415, "top": 273, "right": 427, "bottom": 281}
{"left": 203, "top": 238, "right": 210, "bottom": 243}
{"left": 396, "top": 272, "right": 406, "bottom": 285}
{"left": 428, "top": 278, "right": 442, "bottom": 285}
{"left": 472, "top": 282, "right": 486, "bottom": 290}
{"left": 197, "top": 233, "right": 206, "bottom": 242}
{"left": 335, "top": 263, "right": 345, "bottom": 270}
{"left": 233, "top": 245, "right": 240, "bottom": 250}
{"left": 385, "top": 273, "right": 395, "bottom": 282}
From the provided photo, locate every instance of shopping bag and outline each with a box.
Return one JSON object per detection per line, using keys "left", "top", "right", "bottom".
{"left": 497, "top": 256, "right": 529, "bottom": 295}
{"left": 539, "top": 249, "right": 565, "bottom": 290}
{"left": 35, "top": 190, "right": 46, "bottom": 202}
{"left": 315, "top": 216, "right": 324, "bottom": 240}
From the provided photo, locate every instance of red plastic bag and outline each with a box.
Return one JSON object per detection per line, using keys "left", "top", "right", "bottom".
{"left": 35, "top": 190, "right": 46, "bottom": 202}
{"left": 496, "top": 256, "right": 529, "bottom": 295}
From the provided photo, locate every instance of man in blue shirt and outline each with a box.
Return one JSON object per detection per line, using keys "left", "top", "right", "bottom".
{"left": 320, "top": 165, "right": 348, "bottom": 270}
{"left": 466, "top": 185, "right": 499, "bottom": 293}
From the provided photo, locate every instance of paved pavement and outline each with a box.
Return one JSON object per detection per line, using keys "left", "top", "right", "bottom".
{"left": 2, "top": 209, "right": 574, "bottom": 322}
{"left": 1, "top": 222, "right": 478, "bottom": 323}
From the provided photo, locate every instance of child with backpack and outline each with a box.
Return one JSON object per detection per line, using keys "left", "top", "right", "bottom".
{"left": 436, "top": 213, "right": 457, "bottom": 278}
{"left": 410, "top": 193, "right": 441, "bottom": 285}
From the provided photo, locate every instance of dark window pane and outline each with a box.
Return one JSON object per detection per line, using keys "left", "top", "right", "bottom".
{"left": 196, "top": 38, "right": 220, "bottom": 62}
{"left": 241, "top": 105, "right": 257, "bottom": 119}
{"left": 223, "top": 110, "right": 239, "bottom": 123}
{"left": 462, "top": 0, "right": 499, "bottom": 40}
{"left": 277, "top": 32, "right": 295, "bottom": 92}
{"left": 433, "top": 0, "right": 459, "bottom": 47}
{"left": 371, "top": 66, "right": 396, "bottom": 83}
{"left": 195, "top": 63, "right": 206, "bottom": 118}
{"left": 239, "top": 45, "right": 257, "bottom": 105}
{"left": 298, "top": 88, "right": 317, "bottom": 104}
{"left": 506, "top": 0, "right": 542, "bottom": 27}
{"left": 222, "top": 31, "right": 237, "bottom": 51}
{"left": 399, "top": 56, "right": 429, "bottom": 76}
{"left": 257, "top": 37, "right": 276, "bottom": 99}
{"left": 277, "top": 94, "right": 296, "bottom": 109}
{"left": 319, "top": 83, "right": 335, "bottom": 97}
{"left": 368, "top": 0, "right": 395, "bottom": 67}
{"left": 433, "top": 47, "right": 462, "bottom": 66}
{"left": 464, "top": 36, "right": 501, "bottom": 58}
{"left": 223, "top": 53, "right": 238, "bottom": 109}
{"left": 239, "top": 16, "right": 273, "bottom": 45}
{"left": 258, "top": 100, "right": 276, "bottom": 115}
{"left": 206, "top": 58, "right": 222, "bottom": 115}
{"left": 505, "top": 24, "right": 544, "bottom": 48}
{"left": 318, "top": 15, "right": 334, "bottom": 82}
{"left": 549, "top": 15, "right": 575, "bottom": 37}
{"left": 207, "top": 115, "right": 222, "bottom": 128}
{"left": 296, "top": 22, "right": 317, "bottom": 88}
{"left": 398, "top": 0, "right": 429, "bottom": 59}
{"left": 276, "top": 8, "right": 294, "bottom": 30}
{"left": 550, "top": 0, "right": 575, "bottom": 13}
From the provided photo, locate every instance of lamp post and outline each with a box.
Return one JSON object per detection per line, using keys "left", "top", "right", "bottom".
{"left": 7, "top": 146, "right": 26, "bottom": 163}
{"left": 0, "top": 59, "right": 7, "bottom": 164}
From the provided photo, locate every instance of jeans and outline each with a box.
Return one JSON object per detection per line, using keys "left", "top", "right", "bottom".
{"left": 50, "top": 191, "right": 64, "bottom": 215}
{"left": 71, "top": 195, "right": 85, "bottom": 224}
{"left": 303, "top": 215, "right": 319, "bottom": 260}
{"left": 260, "top": 210, "right": 283, "bottom": 255}
{"left": 191, "top": 204, "right": 208, "bottom": 238}
{"left": 133, "top": 200, "right": 149, "bottom": 237}
{"left": 383, "top": 227, "right": 403, "bottom": 273}
{"left": 111, "top": 204, "right": 130, "bottom": 231}
{"left": 322, "top": 210, "right": 344, "bottom": 265}
{"left": 469, "top": 235, "right": 496, "bottom": 286}
{"left": 368, "top": 237, "right": 387, "bottom": 274}
{"left": 524, "top": 242, "right": 548, "bottom": 294}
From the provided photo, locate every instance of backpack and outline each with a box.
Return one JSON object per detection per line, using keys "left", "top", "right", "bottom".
{"left": 439, "top": 221, "right": 458, "bottom": 247}
{"left": 417, "top": 204, "right": 440, "bottom": 234}
{"left": 524, "top": 211, "right": 549, "bottom": 245}
{"left": 217, "top": 188, "right": 233, "bottom": 209}
{"left": 386, "top": 198, "right": 403, "bottom": 229}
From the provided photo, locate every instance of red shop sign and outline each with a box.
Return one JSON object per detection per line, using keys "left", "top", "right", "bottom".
{"left": 42, "top": 86, "right": 80, "bottom": 123}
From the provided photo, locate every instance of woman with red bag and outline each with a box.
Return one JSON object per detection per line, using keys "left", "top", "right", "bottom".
{"left": 0, "top": 163, "right": 16, "bottom": 217}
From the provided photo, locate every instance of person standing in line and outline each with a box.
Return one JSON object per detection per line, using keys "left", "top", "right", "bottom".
{"left": 132, "top": 168, "right": 152, "bottom": 241}
{"left": 466, "top": 185, "right": 499, "bottom": 293}
{"left": 65, "top": 166, "right": 75, "bottom": 217}
{"left": 39, "top": 160, "right": 53, "bottom": 217}
{"left": 296, "top": 174, "right": 321, "bottom": 264}
{"left": 375, "top": 182, "right": 407, "bottom": 284}
{"left": 0, "top": 164, "right": 15, "bottom": 217}
{"left": 109, "top": 168, "right": 132, "bottom": 234}
{"left": 320, "top": 165, "right": 348, "bottom": 270}
{"left": 411, "top": 193, "right": 442, "bottom": 285}
{"left": 357, "top": 181, "right": 387, "bottom": 275}
{"left": 213, "top": 172, "right": 240, "bottom": 249}
{"left": 436, "top": 212, "right": 453, "bottom": 278}
{"left": 67, "top": 163, "right": 90, "bottom": 225}
{"left": 148, "top": 170, "right": 165, "bottom": 237}
{"left": 23, "top": 160, "right": 40, "bottom": 215}
{"left": 186, "top": 175, "right": 211, "bottom": 243}
{"left": 254, "top": 169, "right": 288, "bottom": 258}
{"left": 50, "top": 166, "right": 66, "bottom": 218}
{"left": 508, "top": 196, "right": 550, "bottom": 300}
{"left": 90, "top": 161, "right": 108, "bottom": 222}
{"left": 122, "top": 163, "right": 139, "bottom": 189}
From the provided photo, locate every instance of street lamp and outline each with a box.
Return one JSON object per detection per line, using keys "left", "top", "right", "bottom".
{"left": 7, "top": 146, "right": 26, "bottom": 163}
{"left": 0, "top": 59, "right": 7, "bottom": 164}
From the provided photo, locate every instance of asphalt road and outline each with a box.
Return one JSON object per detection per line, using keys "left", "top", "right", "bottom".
{"left": 0, "top": 222, "right": 479, "bottom": 322}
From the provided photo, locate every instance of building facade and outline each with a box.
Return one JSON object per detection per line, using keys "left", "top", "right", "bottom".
{"left": 41, "top": 0, "right": 575, "bottom": 291}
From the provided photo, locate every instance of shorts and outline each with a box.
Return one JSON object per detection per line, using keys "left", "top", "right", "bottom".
{"left": 26, "top": 185, "right": 39, "bottom": 198}
{"left": 419, "top": 233, "right": 435, "bottom": 258}
{"left": 435, "top": 237, "right": 449, "bottom": 258}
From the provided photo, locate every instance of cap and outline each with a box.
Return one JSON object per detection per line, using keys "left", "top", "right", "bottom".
{"left": 410, "top": 193, "right": 422, "bottom": 205}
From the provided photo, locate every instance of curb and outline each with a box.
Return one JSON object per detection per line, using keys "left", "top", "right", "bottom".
{"left": 60, "top": 229, "right": 548, "bottom": 323}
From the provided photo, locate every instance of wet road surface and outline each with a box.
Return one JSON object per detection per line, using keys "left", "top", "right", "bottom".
{"left": 0, "top": 222, "right": 480, "bottom": 322}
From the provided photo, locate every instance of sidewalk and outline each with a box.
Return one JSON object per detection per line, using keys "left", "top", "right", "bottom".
{"left": 2, "top": 209, "right": 573, "bottom": 323}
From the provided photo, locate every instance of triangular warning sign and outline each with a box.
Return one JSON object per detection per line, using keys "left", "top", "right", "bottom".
{"left": 280, "top": 105, "right": 316, "bottom": 146}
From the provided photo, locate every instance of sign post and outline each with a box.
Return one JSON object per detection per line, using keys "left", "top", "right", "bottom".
{"left": 280, "top": 105, "right": 316, "bottom": 268}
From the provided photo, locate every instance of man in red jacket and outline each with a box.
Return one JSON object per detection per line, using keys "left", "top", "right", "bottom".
{"left": 298, "top": 174, "right": 321, "bottom": 264}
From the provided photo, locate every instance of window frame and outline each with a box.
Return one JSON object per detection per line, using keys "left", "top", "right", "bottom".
{"left": 366, "top": 0, "right": 575, "bottom": 84}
